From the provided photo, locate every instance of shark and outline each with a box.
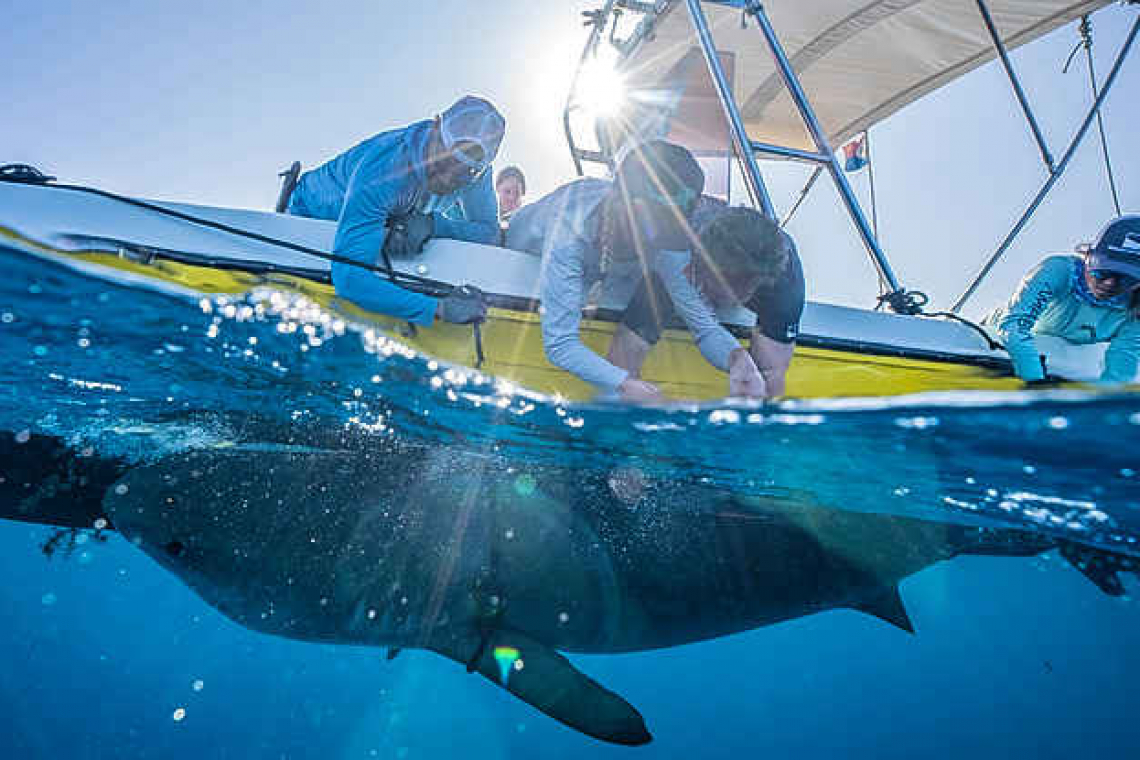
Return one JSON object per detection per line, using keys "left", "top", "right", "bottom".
{"left": 1, "top": 429, "right": 1135, "bottom": 745}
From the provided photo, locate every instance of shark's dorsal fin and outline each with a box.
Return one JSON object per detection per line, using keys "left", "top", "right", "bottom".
{"left": 853, "top": 587, "right": 914, "bottom": 634}
{"left": 431, "top": 630, "right": 651, "bottom": 746}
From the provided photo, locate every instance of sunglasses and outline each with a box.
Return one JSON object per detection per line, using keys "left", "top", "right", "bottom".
{"left": 1090, "top": 269, "right": 1140, "bottom": 289}
{"left": 440, "top": 143, "right": 487, "bottom": 183}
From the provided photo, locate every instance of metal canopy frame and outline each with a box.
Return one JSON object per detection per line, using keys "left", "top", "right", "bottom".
{"left": 563, "top": 1, "right": 1138, "bottom": 317}
{"left": 952, "top": 4, "right": 1140, "bottom": 313}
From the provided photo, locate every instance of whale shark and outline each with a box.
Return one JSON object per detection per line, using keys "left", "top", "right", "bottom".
{"left": 2, "top": 429, "right": 1135, "bottom": 745}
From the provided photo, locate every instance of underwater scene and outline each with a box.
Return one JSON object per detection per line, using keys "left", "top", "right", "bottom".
{"left": 2, "top": 243, "right": 1138, "bottom": 759}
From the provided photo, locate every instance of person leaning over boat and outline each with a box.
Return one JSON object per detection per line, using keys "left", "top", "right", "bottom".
{"left": 505, "top": 140, "right": 766, "bottom": 403}
{"left": 285, "top": 95, "right": 505, "bottom": 326}
{"left": 605, "top": 199, "right": 803, "bottom": 398}
{"left": 983, "top": 215, "right": 1140, "bottom": 385}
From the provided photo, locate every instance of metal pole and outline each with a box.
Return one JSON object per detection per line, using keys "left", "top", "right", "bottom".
{"left": 563, "top": 3, "right": 615, "bottom": 176}
{"left": 975, "top": 0, "right": 1056, "bottom": 173}
{"left": 745, "top": 1, "right": 907, "bottom": 301}
{"left": 951, "top": 14, "right": 1140, "bottom": 314}
{"left": 684, "top": 0, "right": 775, "bottom": 218}
{"left": 865, "top": 131, "right": 879, "bottom": 239}
{"left": 749, "top": 140, "right": 830, "bottom": 164}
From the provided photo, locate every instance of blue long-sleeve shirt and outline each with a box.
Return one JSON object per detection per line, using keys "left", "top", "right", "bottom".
{"left": 985, "top": 254, "right": 1140, "bottom": 382}
{"left": 288, "top": 120, "right": 499, "bottom": 325}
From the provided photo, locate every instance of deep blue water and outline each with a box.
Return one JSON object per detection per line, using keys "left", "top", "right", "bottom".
{"left": 1, "top": 244, "right": 1139, "bottom": 758}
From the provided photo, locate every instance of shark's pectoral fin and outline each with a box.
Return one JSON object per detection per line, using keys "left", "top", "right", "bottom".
{"left": 431, "top": 631, "right": 651, "bottom": 746}
{"left": 852, "top": 587, "right": 914, "bottom": 634}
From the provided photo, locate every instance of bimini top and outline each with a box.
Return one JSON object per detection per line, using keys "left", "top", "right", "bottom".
{"left": 617, "top": 0, "right": 1110, "bottom": 151}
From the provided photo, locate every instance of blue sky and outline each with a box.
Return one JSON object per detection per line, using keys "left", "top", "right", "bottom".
{"left": 4, "top": 1, "right": 1137, "bottom": 316}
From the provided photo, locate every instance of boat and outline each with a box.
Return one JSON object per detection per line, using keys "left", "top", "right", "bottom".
{"left": 2, "top": 0, "right": 1136, "bottom": 401}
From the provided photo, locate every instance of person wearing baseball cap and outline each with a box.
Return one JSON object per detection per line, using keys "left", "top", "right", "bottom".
{"left": 284, "top": 95, "right": 506, "bottom": 326}
{"left": 985, "top": 215, "right": 1140, "bottom": 384}
{"left": 505, "top": 140, "right": 766, "bottom": 402}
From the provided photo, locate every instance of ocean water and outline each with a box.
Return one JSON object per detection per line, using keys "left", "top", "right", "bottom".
{"left": 1, "top": 243, "right": 1138, "bottom": 759}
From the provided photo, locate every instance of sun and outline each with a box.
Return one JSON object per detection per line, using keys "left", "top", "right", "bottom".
{"left": 575, "top": 57, "right": 627, "bottom": 119}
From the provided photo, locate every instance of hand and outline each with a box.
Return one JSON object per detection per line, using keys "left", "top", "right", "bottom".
{"left": 438, "top": 285, "right": 487, "bottom": 325}
{"left": 728, "top": 348, "right": 767, "bottom": 398}
{"left": 384, "top": 211, "right": 435, "bottom": 258}
{"left": 617, "top": 378, "right": 664, "bottom": 404}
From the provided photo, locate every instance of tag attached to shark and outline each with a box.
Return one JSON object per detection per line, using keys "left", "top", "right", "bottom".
{"left": 433, "top": 630, "right": 652, "bottom": 746}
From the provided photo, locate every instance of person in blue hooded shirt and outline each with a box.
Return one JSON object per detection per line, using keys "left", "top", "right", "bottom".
{"left": 984, "top": 215, "right": 1140, "bottom": 384}
{"left": 286, "top": 95, "right": 505, "bottom": 326}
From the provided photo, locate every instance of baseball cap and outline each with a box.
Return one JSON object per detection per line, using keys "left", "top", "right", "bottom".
{"left": 1084, "top": 215, "right": 1140, "bottom": 280}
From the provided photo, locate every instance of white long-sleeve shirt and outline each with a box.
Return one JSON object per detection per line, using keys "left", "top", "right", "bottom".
{"left": 506, "top": 179, "right": 740, "bottom": 391}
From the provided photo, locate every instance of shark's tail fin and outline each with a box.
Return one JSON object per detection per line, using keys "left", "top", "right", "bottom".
{"left": 1057, "top": 541, "right": 1139, "bottom": 597}
{"left": 950, "top": 525, "right": 1056, "bottom": 558}
{"left": 0, "top": 430, "right": 122, "bottom": 530}
{"left": 952, "top": 525, "right": 1137, "bottom": 598}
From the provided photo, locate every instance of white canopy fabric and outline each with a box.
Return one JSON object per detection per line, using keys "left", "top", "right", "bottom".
{"left": 616, "top": 0, "right": 1111, "bottom": 152}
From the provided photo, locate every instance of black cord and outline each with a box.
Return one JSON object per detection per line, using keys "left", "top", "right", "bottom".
{"left": 923, "top": 311, "right": 1006, "bottom": 352}
{"left": 2, "top": 168, "right": 496, "bottom": 364}
{"left": 876, "top": 289, "right": 928, "bottom": 315}
{"left": 0, "top": 171, "right": 456, "bottom": 297}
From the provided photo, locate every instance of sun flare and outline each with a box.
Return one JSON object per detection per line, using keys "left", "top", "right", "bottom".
{"left": 575, "top": 59, "right": 627, "bottom": 118}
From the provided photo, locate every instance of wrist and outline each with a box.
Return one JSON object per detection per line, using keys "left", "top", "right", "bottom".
{"left": 729, "top": 347, "right": 752, "bottom": 369}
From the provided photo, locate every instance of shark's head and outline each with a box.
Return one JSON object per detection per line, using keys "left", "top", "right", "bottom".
{"left": 100, "top": 446, "right": 398, "bottom": 637}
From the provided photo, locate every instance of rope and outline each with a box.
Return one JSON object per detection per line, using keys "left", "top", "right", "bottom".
{"left": 1064, "top": 15, "right": 1123, "bottom": 215}
{"left": 779, "top": 165, "right": 822, "bottom": 229}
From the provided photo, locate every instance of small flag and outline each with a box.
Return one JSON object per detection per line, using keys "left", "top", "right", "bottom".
{"left": 843, "top": 135, "right": 868, "bottom": 172}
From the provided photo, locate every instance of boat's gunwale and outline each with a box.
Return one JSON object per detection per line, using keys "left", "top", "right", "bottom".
{"left": 1, "top": 222, "right": 1014, "bottom": 375}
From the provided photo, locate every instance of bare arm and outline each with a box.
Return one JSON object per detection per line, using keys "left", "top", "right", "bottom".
{"left": 749, "top": 328, "right": 794, "bottom": 397}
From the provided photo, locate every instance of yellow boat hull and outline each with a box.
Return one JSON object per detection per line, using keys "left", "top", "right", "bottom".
{"left": 1, "top": 225, "right": 1030, "bottom": 401}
